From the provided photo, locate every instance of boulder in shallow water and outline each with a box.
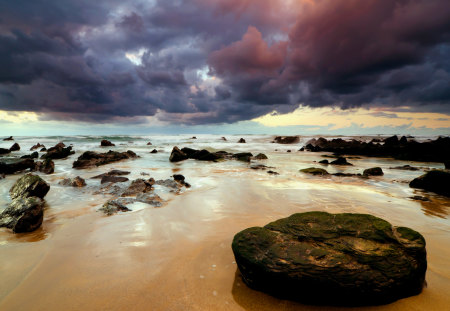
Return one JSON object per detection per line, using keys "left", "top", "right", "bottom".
{"left": 10, "top": 174, "right": 50, "bottom": 200}
{"left": 21, "top": 151, "right": 39, "bottom": 159}
{"left": 35, "top": 158, "right": 55, "bottom": 174}
{"left": 169, "top": 146, "right": 188, "bottom": 162}
{"left": 330, "top": 157, "right": 353, "bottom": 165}
{"left": 238, "top": 138, "right": 246, "bottom": 143}
{"left": 232, "top": 212, "right": 427, "bottom": 306}
{"left": 101, "top": 139, "right": 115, "bottom": 147}
{"left": 73, "top": 150, "right": 137, "bottom": 168}
{"left": 300, "top": 167, "right": 329, "bottom": 176}
{"left": 9, "top": 142, "right": 20, "bottom": 151}
{"left": 363, "top": 167, "right": 384, "bottom": 176}
{"left": 0, "top": 159, "right": 35, "bottom": 174}
{"left": 409, "top": 170, "right": 450, "bottom": 197}
{"left": 254, "top": 153, "right": 268, "bottom": 160}
{"left": 42, "top": 142, "right": 74, "bottom": 160}
{"left": 101, "top": 175, "right": 129, "bottom": 184}
{"left": 30, "top": 143, "right": 45, "bottom": 151}
{"left": 59, "top": 176, "right": 86, "bottom": 187}
{"left": 3, "top": 136, "right": 13, "bottom": 141}
{"left": 121, "top": 179, "right": 153, "bottom": 196}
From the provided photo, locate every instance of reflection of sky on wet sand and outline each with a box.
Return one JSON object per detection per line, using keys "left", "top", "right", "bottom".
{"left": 0, "top": 134, "right": 449, "bottom": 310}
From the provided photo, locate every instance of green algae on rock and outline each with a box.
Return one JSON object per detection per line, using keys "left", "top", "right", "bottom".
{"left": 232, "top": 211, "right": 427, "bottom": 306}
{"left": 300, "top": 167, "right": 329, "bottom": 176}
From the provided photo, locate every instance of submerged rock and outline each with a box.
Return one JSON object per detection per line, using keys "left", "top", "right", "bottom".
{"left": 409, "top": 170, "right": 450, "bottom": 197}
{"left": 390, "top": 165, "right": 419, "bottom": 171}
{"left": 101, "top": 175, "right": 129, "bottom": 184}
{"left": 0, "top": 159, "right": 35, "bottom": 175}
{"left": 150, "top": 149, "right": 158, "bottom": 154}
{"left": 318, "top": 159, "right": 329, "bottom": 165}
{"left": 91, "top": 170, "right": 130, "bottom": 179}
{"left": 232, "top": 212, "right": 427, "bottom": 306}
{"left": 101, "top": 139, "right": 115, "bottom": 147}
{"left": 254, "top": 153, "right": 268, "bottom": 160}
{"left": 363, "top": 167, "right": 384, "bottom": 176}
{"left": 99, "top": 199, "right": 132, "bottom": 215}
{"left": 3, "top": 136, "right": 13, "bottom": 141}
{"left": 30, "top": 143, "right": 45, "bottom": 151}
{"left": 330, "top": 157, "right": 353, "bottom": 165}
{"left": 273, "top": 136, "right": 299, "bottom": 144}
{"left": 300, "top": 167, "right": 329, "bottom": 176}
{"left": 73, "top": 150, "right": 137, "bottom": 169}
{"left": 121, "top": 179, "right": 153, "bottom": 196}
{"left": 59, "top": 176, "right": 86, "bottom": 187}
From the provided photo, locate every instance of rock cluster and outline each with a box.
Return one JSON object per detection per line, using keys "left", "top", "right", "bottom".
{"left": 73, "top": 150, "right": 137, "bottom": 169}
{"left": 0, "top": 174, "right": 50, "bottom": 233}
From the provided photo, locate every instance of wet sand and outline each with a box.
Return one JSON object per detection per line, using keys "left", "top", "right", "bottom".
{"left": 1, "top": 138, "right": 450, "bottom": 310}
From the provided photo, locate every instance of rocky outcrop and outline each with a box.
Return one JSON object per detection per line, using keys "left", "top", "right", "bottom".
{"left": 0, "top": 148, "right": 11, "bottom": 155}
{"left": 3, "top": 136, "right": 13, "bottom": 141}
{"left": 233, "top": 152, "right": 253, "bottom": 162}
{"left": 232, "top": 212, "right": 427, "bottom": 306}
{"left": 363, "top": 167, "right": 384, "bottom": 176}
{"left": 21, "top": 151, "right": 39, "bottom": 159}
{"left": 41, "top": 142, "right": 75, "bottom": 160}
{"left": 101, "top": 175, "right": 129, "bottom": 184}
{"left": 91, "top": 170, "right": 130, "bottom": 179}
{"left": 0, "top": 159, "right": 35, "bottom": 174}
{"left": 273, "top": 136, "right": 299, "bottom": 144}
{"left": 73, "top": 150, "right": 137, "bottom": 169}
{"left": 238, "top": 138, "right": 246, "bottom": 143}
{"left": 9, "top": 143, "right": 20, "bottom": 151}
{"left": 304, "top": 136, "right": 450, "bottom": 163}
{"left": 121, "top": 179, "right": 154, "bottom": 196}
{"left": 409, "top": 170, "right": 450, "bottom": 197}
{"left": 101, "top": 139, "right": 115, "bottom": 147}
{"left": 169, "top": 147, "right": 225, "bottom": 162}
{"left": 169, "top": 147, "right": 189, "bottom": 162}
{"left": 150, "top": 149, "right": 158, "bottom": 153}
{"left": 0, "top": 174, "right": 50, "bottom": 233}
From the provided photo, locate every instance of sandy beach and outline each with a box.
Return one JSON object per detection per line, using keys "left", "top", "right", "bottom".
{"left": 1, "top": 135, "right": 449, "bottom": 310}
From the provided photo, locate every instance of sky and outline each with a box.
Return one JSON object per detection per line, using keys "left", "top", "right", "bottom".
{"left": 0, "top": 0, "right": 449, "bottom": 135}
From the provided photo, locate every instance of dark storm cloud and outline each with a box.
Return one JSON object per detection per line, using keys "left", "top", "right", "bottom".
{"left": 0, "top": 0, "right": 449, "bottom": 124}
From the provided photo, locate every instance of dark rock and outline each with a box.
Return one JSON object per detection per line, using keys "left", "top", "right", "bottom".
{"left": 445, "top": 161, "right": 449, "bottom": 169}
{"left": 390, "top": 165, "right": 419, "bottom": 171}
{"left": 21, "top": 151, "right": 39, "bottom": 159}
{"left": 30, "top": 143, "right": 45, "bottom": 151}
{"left": 99, "top": 199, "right": 132, "bottom": 215}
{"left": 101, "top": 175, "right": 129, "bottom": 184}
{"left": 232, "top": 212, "right": 427, "bottom": 306}
{"left": 221, "top": 137, "right": 227, "bottom": 141}
{"left": 9, "top": 143, "right": 20, "bottom": 151}
{"left": 300, "top": 167, "right": 329, "bottom": 176}
{"left": 191, "top": 136, "right": 197, "bottom": 139}
{"left": 73, "top": 150, "right": 137, "bottom": 169}
{"left": 169, "top": 146, "right": 188, "bottom": 162}
{"left": 59, "top": 176, "right": 86, "bottom": 187}
{"left": 42, "top": 142, "right": 75, "bottom": 160}
{"left": 9, "top": 174, "right": 50, "bottom": 200}
{"left": 100, "top": 139, "right": 115, "bottom": 147}
{"left": 155, "top": 179, "right": 180, "bottom": 190}
{"left": 287, "top": 150, "right": 291, "bottom": 153}
{"left": 173, "top": 174, "right": 185, "bottom": 182}
{"left": 0, "top": 159, "right": 35, "bottom": 175}
{"left": 273, "top": 136, "right": 299, "bottom": 144}
{"left": 40, "top": 147, "right": 46, "bottom": 152}
{"left": 254, "top": 153, "right": 268, "bottom": 160}
{"left": 234, "top": 152, "right": 253, "bottom": 162}
{"left": 121, "top": 179, "right": 153, "bottom": 196}
{"left": 3, "top": 136, "right": 13, "bottom": 141}
{"left": 330, "top": 157, "right": 353, "bottom": 165}
{"left": 409, "top": 170, "right": 450, "bottom": 197}
{"left": 384, "top": 135, "right": 399, "bottom": 146}
{"left": 0, "top": 148, "right": 11, "bottom": 155}
{"left": 238, "top": 138, "right": 246, "bottom": 143}
{"left": 35, "top": 158, "right": 55, "bottom": 174}
{"left": 147, "top": 142, "right": 152, "bottom": 145}
{"left": 318, "top": 159, "right": 329, "bottom": 165}
{"left": 0, "top": 196, "right": 44, "bottom": 233}
{"left": 91, "top": 170, "right": 130, "bottom": 179}
{"left": 180, "top": 147, "right": 223, "bottom": 161}
{"left": 333, "top": 173, "right": 363, "bottom": 178}
{"left": 267, "top": 170, "right": 279, "bottom": 175}
{"left": 299, "top": 147, "right": 305, "bottom": 151}
{"left": 135, "top": 193, "right": 163, "bottom": 207}
{"left": 251, "top": 164, "right": 269, "bottom": 170}
{"left": 150, "top": 149, "right": 158, "bottom": 153}
{"left": 399, "top": 136, "right": 408, "bottom": 144}
{"left": 363, "top": 167, "right": 384, "bottom": 176}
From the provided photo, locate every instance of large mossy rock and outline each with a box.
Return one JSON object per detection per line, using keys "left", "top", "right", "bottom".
{"left": 0, "top": 196, "right": 44, "bottom": 233}
{"left": 9, "top": 174, "right": 50, "bottom": 200}
{"left": 232, "top": 212, "right": 427, "bottom": 306}
{"left": 409, "top": 170, "right": 450, "bottom": 197}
